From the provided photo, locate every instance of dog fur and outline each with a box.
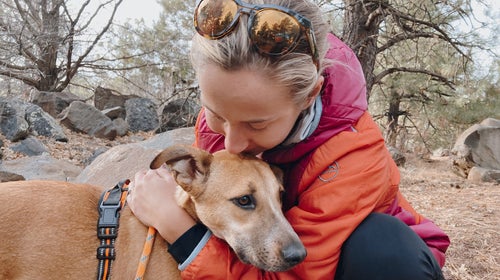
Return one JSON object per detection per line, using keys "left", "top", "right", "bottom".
{"left": 0, "top": 144, "right": 305, "bottom": 279}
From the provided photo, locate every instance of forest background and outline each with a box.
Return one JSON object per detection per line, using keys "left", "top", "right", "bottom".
{"left": 0, "top": 0, "right": 499, "bottom": 153}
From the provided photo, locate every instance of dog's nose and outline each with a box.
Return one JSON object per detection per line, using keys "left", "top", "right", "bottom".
{"left": 282, "top": 241, "right": 307, "bottom": 265}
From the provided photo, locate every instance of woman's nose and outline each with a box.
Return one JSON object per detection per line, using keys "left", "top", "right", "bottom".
{"left": 224, "top": 125, "right": 249, "bottom": 154}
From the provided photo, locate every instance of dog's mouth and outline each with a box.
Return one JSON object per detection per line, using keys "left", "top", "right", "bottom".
{"left": 234, "top": 244, "right": 306, "bottom": 272}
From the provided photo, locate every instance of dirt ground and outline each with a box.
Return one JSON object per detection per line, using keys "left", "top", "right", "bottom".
{"left": 399, "top": 155, "right": 499, "bottom": 280}
{"left": 1, "top": 129, "right": 499, "bottom": 279}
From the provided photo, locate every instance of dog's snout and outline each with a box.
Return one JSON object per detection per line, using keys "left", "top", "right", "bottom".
{"left": 282, "top": 241, "right": 307, "bottom": 265}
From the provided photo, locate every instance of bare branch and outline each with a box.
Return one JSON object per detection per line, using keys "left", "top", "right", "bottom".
{"left": 385, "top": 5, "right": 470, "bottom": 59}
{"left": 57, "top": 0, "right": 124, "bottom": 91}
{"left": 378, "top": 31, "right": 471, "bottom": 55}
{"left": 13, "top": 0, "right": 40, "bottom": 34}
{"left": 373, "top": 67, "right": 455, "bottom": 90}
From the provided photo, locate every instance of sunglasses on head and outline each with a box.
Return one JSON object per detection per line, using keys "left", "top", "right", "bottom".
{"left": 194, "top": 0, "right": 319, "bottom": 69}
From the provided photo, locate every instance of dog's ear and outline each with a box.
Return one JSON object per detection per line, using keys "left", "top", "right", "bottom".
{"left": 269, "top": 164, "right": 284, "bottom": 185}
{"left": 150, "top": 145, "right": 213, "bottom": 197}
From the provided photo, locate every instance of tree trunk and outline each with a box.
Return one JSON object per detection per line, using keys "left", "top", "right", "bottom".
{"left": 341, "top": 0, "right": 386, "bottom": 102}
{"left": 386, "top": 86, "right": 401, "bottom": 147}
{"left": 37, "top": 0, "right": 61, "bottom": 91}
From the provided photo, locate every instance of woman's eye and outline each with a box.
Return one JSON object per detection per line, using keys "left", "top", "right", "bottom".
{"left": 249, "top": 123, "right": 267, "bottom": 131}
{"left": 232, "top": 195, "right": 256, "bottom": 209}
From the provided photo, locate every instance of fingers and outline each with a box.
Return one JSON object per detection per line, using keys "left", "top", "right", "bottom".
{"left": 154, "top": 165, "right": 175, "bottom": 181}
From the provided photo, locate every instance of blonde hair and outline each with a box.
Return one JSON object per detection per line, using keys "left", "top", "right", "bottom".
{"left": 190, "top": 0, "right": 330, "bottom": 105}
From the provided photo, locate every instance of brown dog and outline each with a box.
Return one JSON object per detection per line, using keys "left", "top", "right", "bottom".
{"left": 0, "top": 144, "right": 306, "bottom": 279}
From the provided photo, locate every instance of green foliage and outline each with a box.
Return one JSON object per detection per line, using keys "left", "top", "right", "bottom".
{"left": 361, "top": 0, "right": 499, "bottom": 152}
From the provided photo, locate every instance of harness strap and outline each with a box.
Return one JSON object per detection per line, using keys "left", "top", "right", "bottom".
{"left": 96, "top": 179, "right": 129, "bottom": 280}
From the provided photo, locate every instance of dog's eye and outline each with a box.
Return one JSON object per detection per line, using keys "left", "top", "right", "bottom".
{"left": 232, "top": 195, "right": 256, "bottom": 210}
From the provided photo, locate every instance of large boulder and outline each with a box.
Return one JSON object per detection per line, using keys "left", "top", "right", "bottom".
{"left": 451, "top": 118, "right": 500, "bottom": 183}
{"left": 0, "top": 97, "right": 67, "bottom": 142}
{"left": 75, "top": 127, "right": 194, "bottom": 187}
{"left": 94, "top": 86, "right": 138, "bottom": 110}
{"left": 125, "top": 98, "right": 159, "bottom": 132}
{"left": 0, "top": 98, "right": 29, "bottom": 141}
{"left": 31, "top": 91, "right": 82, "bottom": 117}
{"left": 25, "top": 104, "right": 68, "bottom": 141}
{"left": 10, "top": 137, "right": 48, "bottom": 156}
{"left": 0, "top": 154, "right": 82, "bottom": 181}
{"left": 59, "top": 101, "right": 118, "bottom": 140}
{"left": 157, "top": 98, "right": 201, "bottom": 133}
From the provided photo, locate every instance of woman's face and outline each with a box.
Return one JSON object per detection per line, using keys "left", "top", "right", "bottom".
{"left": 198, "top": 64, "right": 307, "bottom": 155}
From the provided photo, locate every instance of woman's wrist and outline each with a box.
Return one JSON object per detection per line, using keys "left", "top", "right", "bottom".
{"left": 156, "top": 208, "right": 196, "bottom": 244}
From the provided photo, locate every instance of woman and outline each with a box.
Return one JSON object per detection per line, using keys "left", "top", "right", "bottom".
{"left": 127, "top": 0, "right": 450, "bottom": 279}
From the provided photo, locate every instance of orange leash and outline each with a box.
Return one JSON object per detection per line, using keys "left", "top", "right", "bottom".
{"left": 134, "top": 226, "right": 157, "bottom": 280}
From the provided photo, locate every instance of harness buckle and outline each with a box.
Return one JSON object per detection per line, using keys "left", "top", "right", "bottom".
{"left": 97, "top": 180, "right": 129, "bottom": 232}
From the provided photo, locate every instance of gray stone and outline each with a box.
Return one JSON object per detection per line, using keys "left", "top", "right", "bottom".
{"left": 452, "top": 118, "right": 500, "bottom": 179}
{"left": 0, "top": 97, "right": 66, "bottom": 142}
{"left": 11, "top": 137, "right": 48, "bottom": 156}
{"left": 75, "top": 127, "right": 194, "bottom": 187}
{"left": 59, "top": 101, "right": 117, "bottom": 140}
{"left": 102, "top": 106, "right": 126, "bottom": 120}
{"left": 387, "top": 145, "right": 406, "bottom": 167}
{"left": 94, "top": 86, "right": 138, "bottom": 110}
{"left": 157, "top": 98, "right": 201, "bottom": 133}
{"left": 112, "top": 118, "right": 129, "bottom": 137}
{"left": 25, "top": 105, "right": 67, "bottom": 141}
{"left": 31, "top": 91, "right": 82, "bottom": 117}
{"left": 0, "top": 154, "right": 82, "bottom": 181}
{"left": 0, "top": 98, "right": 30, "bottom": 141}
{"left": 125, "top": 98, "right": 159, "bottom": 132}
{"left": 468, "top": 166, "right": 500, "bottom": 184}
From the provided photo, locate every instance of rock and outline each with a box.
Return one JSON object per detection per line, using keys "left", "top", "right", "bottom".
{"left": 31, "top": 91, "right": 82, "bottom": 117}
{"left": 387, "top": 146, "right": 406, "bottom": 167}
{"left": 432, "top": 148, "right": 450, "bottom": 157}
{"left": 83, "top": 146, "right": 110, "bottom": 166}
{"left": 157, "top": 98, "right": 201, "bottom": 133}
{"left": 102, "top": 106, "right": 126, "bottom": 120}
{"left": 125, "top": 98, "right": 159, "bottom": 132}
{"left": 0, "top": 154, "right": 82, "bottom": 181}
{"left": 25, "top": 104, "right": 67, "bottom": 141}
{"left": 112, "top": 118, "right": 129, "bottom": 137}
{"left": 452, "top": 118, "right": 500, "bottom": 179}
{"left": 59, "top": 101, "right": 117, "bottom": 140}
{"left": 10, "top": 137, "right": 48, "bottom": 156}
{"left": 75, "top": 127, "right": 194, "bottom": 187}
{"left": 468, "top": 166, "right": 500, "bottom": 184}
{"left": 0, "top": 97, "right": 67, "bottom": 142}
{"left": 94, "top": 86, "right": 138, "bottom": 110}
{"left": 0, "top": 98, "right": 30, "bottom": 141}
{"left": 0, "top": 171, "right": 25, "bottom": 182}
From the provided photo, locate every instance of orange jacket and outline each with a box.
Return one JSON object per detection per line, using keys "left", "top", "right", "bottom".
{"left": 183, "top": 33, "right": 449, "bottom": 279}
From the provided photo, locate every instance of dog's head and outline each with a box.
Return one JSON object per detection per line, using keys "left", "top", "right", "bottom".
{"left": 150, "top": 144, "right": 306, "bottom": 272}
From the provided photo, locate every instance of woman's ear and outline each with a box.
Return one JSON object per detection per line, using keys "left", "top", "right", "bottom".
{"left": 302, "top": 75, "right": 324, "bottom": 109}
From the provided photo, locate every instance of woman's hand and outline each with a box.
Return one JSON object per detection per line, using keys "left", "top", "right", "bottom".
{"left": 127, "top": 166, "right": 196, "bottom": 244}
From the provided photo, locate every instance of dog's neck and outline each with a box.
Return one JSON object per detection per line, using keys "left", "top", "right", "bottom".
{"left": 175, "top": 186, "right": 199, "bottom": 221}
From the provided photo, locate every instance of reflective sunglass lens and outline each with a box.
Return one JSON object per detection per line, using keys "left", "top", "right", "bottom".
{"left": 196, "top": 0, "right": 238, "bottom": 38}
{"left": 250, "top": 9, "right": 301, "bottom": 55}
